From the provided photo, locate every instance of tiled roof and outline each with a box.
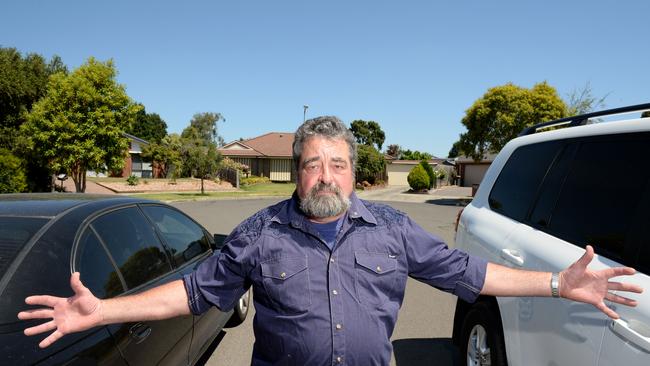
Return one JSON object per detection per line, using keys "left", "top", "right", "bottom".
{"left": 220, "top": 132, "right": 294, "bottom": 158}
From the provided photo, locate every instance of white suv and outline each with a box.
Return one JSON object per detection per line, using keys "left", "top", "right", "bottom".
{"left": 452, "top": 104, "right": 650, "bottom": 366}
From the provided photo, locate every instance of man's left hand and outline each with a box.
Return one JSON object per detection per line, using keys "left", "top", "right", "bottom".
{"left": 560, "top": 245, "right": 643, "bottom": 319}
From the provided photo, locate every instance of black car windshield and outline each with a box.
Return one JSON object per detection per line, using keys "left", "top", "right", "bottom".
{"left": 0, "top": 217, "right": 50, "bottom": 277}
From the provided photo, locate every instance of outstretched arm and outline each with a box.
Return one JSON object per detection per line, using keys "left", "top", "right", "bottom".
{"left": 481, "top": 245, "right": 643, "bottom": 319}
{"left": 17, "top": 272, "right": 190, "bottom": 348}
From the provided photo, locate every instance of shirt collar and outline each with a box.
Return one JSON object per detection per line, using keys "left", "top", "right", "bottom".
{"left": 271, "top": 191, "right": 377, "bottom": 227}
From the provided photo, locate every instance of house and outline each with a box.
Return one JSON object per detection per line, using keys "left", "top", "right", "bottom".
{"left": 87, "top": 133, "right": 153, "bottom": 178}
{"left": 219, "top": 132, "right": 295, "bottom": 182}
{"left": 385, "top": 158, "right": 454, "bottom": 186}
{"left": 454, "top": 153, "right": 496, "bottom": 187}
{"left": 101, "top": 133, "right": 153, "bottom": 178}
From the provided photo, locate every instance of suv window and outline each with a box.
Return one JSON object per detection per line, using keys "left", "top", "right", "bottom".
{"left": 76, "top": 228, "right": 125, "bottom": 299}
{"left": 90, "top": 207, "right": 172, "bottom": 290}
{"left": 489, "top": 141, "right": 562, "bottom": 221}
{"left": 543, "top": 134, "right": 650, "bottom": 264}
{"left": 140, "top": 205, "right": 210, "bottom": 267}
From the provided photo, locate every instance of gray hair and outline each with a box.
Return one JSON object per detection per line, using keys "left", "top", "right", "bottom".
{"left": 292, "top": 116, "right": 357, "bottom": 171}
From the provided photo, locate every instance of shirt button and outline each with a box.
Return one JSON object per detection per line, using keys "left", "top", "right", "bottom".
{"left": 336, "top": 323, "right": 342, "bottom": 330}
{"left": 330, "top": 258, "right": 335, "bottom": 263}
{"left": 376, "top": 266, "right": 382, "bottom": 272}
{"left": 332, "top": 290, "right": 338, "bottom": 295}
{"left": 336, "top": 356, "right": 343, "bottom": 363}
{"left": 280, "top": 272, "right": 286, "bottom": 278}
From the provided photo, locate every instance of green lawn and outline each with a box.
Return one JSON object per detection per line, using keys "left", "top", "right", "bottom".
{"left": 128, "top": 182, "right": 296, "bottom": 201}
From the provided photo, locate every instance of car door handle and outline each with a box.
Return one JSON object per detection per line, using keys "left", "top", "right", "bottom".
{"left": 129, "top": 323, "right": 152, "bottom": 344}
{"left": 609, "top": 318, "right": 650, "bottom": 353}
{"left": 500, "top": 249, "right": 524, "bottom": 267}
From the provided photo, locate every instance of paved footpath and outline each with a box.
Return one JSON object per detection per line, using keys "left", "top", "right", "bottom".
{"left": 356, "top": 185, "right": 472, "bottom": 203}
{"left": 61, "top": 179, "right": 116, "bottom": 194}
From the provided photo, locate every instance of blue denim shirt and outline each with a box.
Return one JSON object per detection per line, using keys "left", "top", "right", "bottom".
{"left": 183, "top": 193, "right": 487, "bottom": 366}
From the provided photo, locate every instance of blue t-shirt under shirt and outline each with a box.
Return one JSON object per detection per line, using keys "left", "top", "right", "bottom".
{"left": 309, "top": 216, "right": 344, "bottom": 250}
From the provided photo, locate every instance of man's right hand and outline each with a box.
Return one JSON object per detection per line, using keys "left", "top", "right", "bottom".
{"left": 18, "top": 272, "right": 103, "bottom": 348}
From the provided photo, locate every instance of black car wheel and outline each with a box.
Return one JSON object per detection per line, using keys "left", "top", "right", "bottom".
{"left": 225, "top": 289, "right": 251, "bottom": 327}
{"left": 460, "top": 302, "right": 507, "bottom": 366}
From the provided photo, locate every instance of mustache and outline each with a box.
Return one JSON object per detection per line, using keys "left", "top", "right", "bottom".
{"left": 310, "top": 182, "right": 341, "bottom": 194}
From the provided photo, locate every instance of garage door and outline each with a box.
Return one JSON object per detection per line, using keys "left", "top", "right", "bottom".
{"left": 464, "top": 165, "right": 490, "bottom": 187}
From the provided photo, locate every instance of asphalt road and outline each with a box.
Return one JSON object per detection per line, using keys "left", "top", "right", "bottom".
{"left": 172, "top": 196, "right": 465, "bottom": 366}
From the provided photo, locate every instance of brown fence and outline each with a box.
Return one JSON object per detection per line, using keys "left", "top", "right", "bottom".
{"left": 217, "top": 167, "right": 239, "bottom": 188}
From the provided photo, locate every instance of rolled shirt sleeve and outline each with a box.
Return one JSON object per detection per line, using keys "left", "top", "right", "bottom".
{"left": 402, "top": 216, "right": 487, "bottom": 303}
{"left": 183, "top": 231, "right": 254, "bottom": 315}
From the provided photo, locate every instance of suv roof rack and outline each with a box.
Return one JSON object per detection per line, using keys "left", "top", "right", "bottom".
{"left": 519, "top": 102, "right": 650, "bottom": 136}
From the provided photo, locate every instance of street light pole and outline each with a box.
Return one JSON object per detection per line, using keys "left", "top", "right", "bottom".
{"left": 303, "top": 105, "right": 309, "bottom": 122}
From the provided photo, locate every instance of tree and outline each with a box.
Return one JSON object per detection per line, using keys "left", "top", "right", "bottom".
{"left": 565, "top": 82, "right": 608, "bottom": 115}
{"left": 401, "top": 149, "right": 433, "bottom": 160}
{"left": 0, "top": 48, "right": 67, "bottom": 148}
{"left": 0, "top": 48, "right": 68, "bottom": 191}
{"left": 141, "top": 133, "right": 183, "bottom": 179}
{"left": 126, "top": 105, "right": 168, "bottom": 143}
{"left": 458, "top": 82, "right": 567, "bottom": 161}
{"left": 178, "top": 112, "right": 225, "bottom": 181}
{"left": 0, "top": 148, "right": 27, "bottom": 193}
{"left": 386, "top": 144, "right": 401, "bottom": 159}
{"left": 185, "top": 143, "right": 221, "bottom": 194}
{"left": 356, "top": 144, "right": 385, "bottom": 184}
{"left": 181, "top": 112, "right": 225, "bottom": 146}
{"left": 350, "top": 120, "right": 385, "bottom": 150}
{"left": 23, "top": 58, "right": 140, "bottom": 192}
{"left": 448, "top": 140, "right": 462, "bottom": 158}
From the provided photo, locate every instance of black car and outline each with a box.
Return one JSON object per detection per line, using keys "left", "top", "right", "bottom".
{"left": 1, "top": 194, "right": 250, "bottom": 366}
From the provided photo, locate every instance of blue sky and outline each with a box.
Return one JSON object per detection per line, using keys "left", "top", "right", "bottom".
{"left": 3, "top": 0, "right": 649, "bottom": 157}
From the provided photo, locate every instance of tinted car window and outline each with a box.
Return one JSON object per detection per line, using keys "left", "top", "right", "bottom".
{"left": 489, "top": 141, "right": 562, "bottom": 221}
{"left": 140, "top": 205, "right": 210, "bottom": 267}
{"left": 76, "top": 228, "right": 125, "bottom": 299}
{"left": 0, "top": 217, "right": 49, "bottom": 276}
{"left": 91, "top": 207, "right": 171, "bottom": 290}
{"left": 528, "top": 143, "right": 578, "bottom": 227}
{"left": 545, "top": 134, "right": 650, "bottom": 263}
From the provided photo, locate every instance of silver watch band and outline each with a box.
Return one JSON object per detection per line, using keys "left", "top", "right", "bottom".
{"left": 551, "top": 272, "right": 560, "bottom": 298}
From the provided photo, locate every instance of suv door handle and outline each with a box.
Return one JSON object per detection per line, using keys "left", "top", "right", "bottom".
{"left": 609, "top": 318, "right": 650, "bottom": 353}
{"left": 500, "top": 249, "right": 524, "bottom": 266}
{"left": 129, "top": 323, "right": 152, "bottom": 344}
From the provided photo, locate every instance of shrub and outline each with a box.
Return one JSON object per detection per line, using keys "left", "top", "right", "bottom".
{"left": 419, "top": 160, "right": 435, "bottom": 189}
{"left": 220, "top": 157, "right": 250, "bottom": 176}
{"left": 408, "top": 164, "right": 429, "bottom": 191}
{"left": 435, "top": 168, "right": 446, "bottom": 180}
{"left": 126, "top": 174, "right": 139, "bottom": 186}
{"left": 241, "top": 175, "right": 271, "bottom": 186}
{"left": 0, "top": 148, "right": 27, "bottom": 193}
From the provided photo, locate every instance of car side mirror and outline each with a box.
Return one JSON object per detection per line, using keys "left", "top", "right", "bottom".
{"left": 213, "top": 233, "right": 228, "bottom": 250}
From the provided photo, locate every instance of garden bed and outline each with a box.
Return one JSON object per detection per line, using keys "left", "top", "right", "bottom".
{"left": 95, "top": 179, "right": 235, "bottom": 193}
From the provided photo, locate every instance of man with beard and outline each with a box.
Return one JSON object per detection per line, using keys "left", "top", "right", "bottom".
{"left": 19, "top": 116, "right": 642, "bottom": 365}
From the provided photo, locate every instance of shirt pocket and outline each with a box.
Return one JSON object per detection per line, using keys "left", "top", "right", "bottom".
{"left": 261, "top": 255, "right": 311, "bottom": 314}
{"left": 354, "top": 251, "right": 398, "bottom": 307}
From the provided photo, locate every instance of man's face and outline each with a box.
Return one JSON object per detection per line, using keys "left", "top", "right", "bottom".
{"left": 296, "top": 136, "right": 354, "bottom": 221}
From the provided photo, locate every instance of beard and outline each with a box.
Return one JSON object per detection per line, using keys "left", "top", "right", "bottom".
{"left": 300, "top": 182, "right": 351, "bottom": 219}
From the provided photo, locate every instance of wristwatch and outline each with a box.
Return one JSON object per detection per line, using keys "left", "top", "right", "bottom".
{"left": 551, "top": 272, "right": 560, "bottom": 298}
